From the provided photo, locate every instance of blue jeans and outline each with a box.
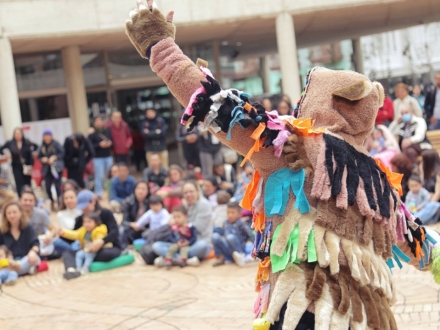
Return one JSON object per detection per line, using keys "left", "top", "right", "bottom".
{"left": 0, "top": 269, "right": 18, "bottom": 284}
{"left": 152, "top": 240, "right": 211, "bottom": 260}
{"left": 53, "top": 238, "right": 80, "bottom": 254}
{"left": 16, "top": 256, "right": 41, "bottom": 276}
{"left": 414, "top": 202, "right": 440, "bottom": 224}
{"left": 93, "top": 156, "right": 113, "bottom": 197}
{"left": 75, "top": 250, "right": 97, "bottom": 270}
{"left": 429, "top": 119, "right": 440, "bottom": 130}
{"left": 212, "top": 232, "right": 245, "bottom": 261}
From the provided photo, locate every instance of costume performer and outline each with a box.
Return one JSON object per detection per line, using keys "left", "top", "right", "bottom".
{"left": 125, "top": 1, "right": 440, "bottom": 328}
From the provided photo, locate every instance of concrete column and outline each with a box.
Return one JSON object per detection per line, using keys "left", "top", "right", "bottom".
{"left": 352, "top": 38, "right": 364, "bottom": 74}
{"left": 212, "top": 40, "right": 223, "bottom": 86}
{"left": 260, "top": 56, "right": 271, "bottom": 94}
{"left": 0, "top": 37, "right": 22, "bottom": 140}
{"left": 275, "top": 13, "right": 301, "bottom": 104}
{"left": 62, "top": 46, "right": 89, "bottom": 135}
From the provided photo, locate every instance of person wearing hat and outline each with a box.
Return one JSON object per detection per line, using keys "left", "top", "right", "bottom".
{"left": 38, "top": 129, "right": 65, "bottom": 211}
{"left": 141, "top": 108, "right": 169, "bottom": 168}
{"left": 62, "top": 190, "right": 122, "bottom": 280}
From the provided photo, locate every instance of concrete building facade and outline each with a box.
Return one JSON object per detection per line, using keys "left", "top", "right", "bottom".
{"left": 0, "top": 0, "right": 439, "bottom": 148}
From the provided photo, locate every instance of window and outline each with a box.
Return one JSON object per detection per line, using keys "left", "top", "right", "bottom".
{"left": 14, "top": 53, "right": 65, "bottom": 91}
{"left": 82, "top": 53, "right": 106, "bottom": 87}
{"left": 19, "top": 95, "right": 69, "bottom": 122}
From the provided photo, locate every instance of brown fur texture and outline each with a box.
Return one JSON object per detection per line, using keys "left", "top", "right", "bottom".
{"left": 271, "top": 207, "right": 301, "bottom": 257}
{"left": 265, "top": 265, "right": 297, "bottom": 323}
{"left": 378, "top": 289, "right": 398, "bottom": 330}
{"left": 149, "top": 38, "right": 206, "bottom": 108}
{"left": 329, "top": 302, "right": 352, "bottom": 330}
{"left": 341, "top": 239, "right": 361, "bottom": 282}
{"left": 344, "top": 205, "right": 358, "bottom": 241}
{"left": 350, "top": 303, "right": 368, "bottom": 330}
{"left": 349, "top": 278, "right": 363, "bottom": 323}
{"left": 283, "top": 130, "right": 313, "bottom": 177}
{"left": 338, "top": 267, "right": 352, "bottom": 314}
{"left": 298, "top": 67, "right": 382, "bottom": 149}
{"left": 282, "top": 266, "right": 312, "bottom": 330}
{"left": 327, "top": 274, "right": 342, "bottom": 310}
{"left": 332, "top": 80, "right": 373, "bottom": 101}
{"left": 372, "top": 222, "right": 386, "bottom": 255}
{"left": 314, "top": 282, "right": 334, "bottom": 329}
{"left": 360, "top": 245, "right": 372, "bottom": 282}
{"left": 352, "top": 243, "right": 370, "bottom": 286}
{"left": 314, "top": 225, "right": 330, "bottom": 268}
{"left": 373, "top": 82, "right": 385, "bottom": 107}
{"left": 296, "top": 209, "right": 316, "bottom": 261}
{"left": 358, "top": 285, "right": 380, "bottom": 328}
{"left": 126, "top": 8, "right": 176, "bottom": 59}
{"left": 383, "top": 230, "right": 393, "bottom": 260}
{"left": 371, "top": 289, "right": 390, "bottom": 330}
{"left": 306, "top": 264, "right": 327, "bottom": 301}
{"left": 325, "top": 231, "right": 341, "bottom": 275}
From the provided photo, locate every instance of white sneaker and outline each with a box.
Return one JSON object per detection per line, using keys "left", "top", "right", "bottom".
{"left": 245, "top": 254, "right": 255, "bottom": 263}
{"left": 232, "top": 252, "right": 246, "bottom": 267}
{"left": 28, "top": 265, "right": 37, "bottom": 275}
{"left": 80, "top": 267, "right": 89, "bottom": 275}
{"left": 186, "top": 256, "right": 200, "bottom": 267}
{"left": 154, "top": 256, "right": 165, "bottom": 267}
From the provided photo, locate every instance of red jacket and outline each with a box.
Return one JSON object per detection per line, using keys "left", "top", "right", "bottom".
{"left": 107, "top": 121, "right": 132, "bottom": 155}
{"left": 375, "top": 97, "right": 394, "bottom": 125}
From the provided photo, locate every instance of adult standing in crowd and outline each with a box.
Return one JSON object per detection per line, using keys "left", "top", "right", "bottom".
{"left": 143, "top": 153, "right": 168, "bottom": 191}
{"left": 0, "top": 202, "right": 40, "bottom": 275}
{"left": 62, "top": 190, "right": 121, "bottom": 280}
{"left": 141, "top": 108, "right": 168, "bottom": 168}
{"left": 109, "top": 163, "right": 136, "bottom": 212}
{"left": 199, "top": 130, "right": 222, "bottom": 178}
{"left": 375, "top": 92, "right": 394, "bottom": 126}
{"left": 426, "top": 73, "right": 440, "bottom": 130}
{"left": 157, "top": 165, "right": 184, "bottom": 212}
{"left": 389, "top": 104, "right": 430, "bottom": 162}
{"left": 261, "top": 98, "right": 272, "bottom": 112}
{"left": 152, "top": 181, "right": 212, "bottom": 265}
{"left": 393, "top": 82, "right": 423, "bottom": 120}
{"left": 63, "top": 133, "right": 94, "bottom": 189}
{"left": 176, "top": 120, "right": 201, "bottom": 169}
{"left": 88, "top": 116, "right": 113, "bottom": 199}
{"left": 276, "top": 99, "right": 292, "bottom": 116}
{"left": 106, "top": 111, "right": 132, "bottom": 164}
{"left": 38, "top": 129, "right": 64, "bottom": 211}
{"left": 0, "top": 128, "right": 36, "bottom": 196}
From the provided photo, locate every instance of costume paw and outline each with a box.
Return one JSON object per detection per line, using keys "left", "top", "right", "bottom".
{"left": 125, "top": 2, "right": 175, "bottom": 59}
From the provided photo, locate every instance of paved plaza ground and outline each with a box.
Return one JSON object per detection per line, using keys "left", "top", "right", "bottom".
{"left": 1, "top": 252, "right": 440, "bottom": 330}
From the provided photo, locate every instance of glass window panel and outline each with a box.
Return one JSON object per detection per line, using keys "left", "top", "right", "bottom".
{"left": 108, "top": 50, "right": 154, "bottom": 79}
{"left": 82, "top": 53, "right": 106, "bottom": 87}
{"left": 14, "top": 53, "right": 65, "bottom": 91}
{"left": 19, "top": 95, "right": 69, "bottom": 122}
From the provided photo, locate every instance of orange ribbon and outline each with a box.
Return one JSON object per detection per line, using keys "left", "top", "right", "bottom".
{"left": 240, "top": 122, "right": 266, "bottom": 167}
{"left": 240, "top": 170, "right": 261, "bottom": 211}
{"left": 255, "top": 257, "right": 271, "bottom": 292}
{"left": 284, "top": 117, "right": 324, "bottom": 136}
{"left": 373, "top": 158, "right": 403, "bottom": 196}
{"left": 253, "top": 212, "right": 266, "bottom": 233}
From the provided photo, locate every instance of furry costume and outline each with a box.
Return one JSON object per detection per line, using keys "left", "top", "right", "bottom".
{"left": 125, "top": 3, "right": 439, "bottom": 329}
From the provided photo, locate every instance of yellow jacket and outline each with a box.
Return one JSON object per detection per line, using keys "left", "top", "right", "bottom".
{"left": 61, "top": 224, "right": 112, "bottom": 249}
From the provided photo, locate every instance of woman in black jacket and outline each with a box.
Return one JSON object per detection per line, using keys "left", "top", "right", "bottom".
{"left": 121, "top": 180, "right": 150, "bottom": 247}
{"left": 62, "top": 190, "right": 122, "bottom": 280}
{"left": 38, "top": 129, "right": 65, "bottom": 210}
{"left": 63, "top": 133, "right": 94, "bottom": 189}
{"left": 0, "top": 128, "right": 36, "bottom": 196}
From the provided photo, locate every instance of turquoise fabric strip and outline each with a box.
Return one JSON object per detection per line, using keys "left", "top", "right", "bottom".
{"left": 392, "top": 244, "right": 411, "bottom": 263}
{"left": 426, "top": 233, "right": 438, "bottom": 245}
{"left": 226, "top": 106, "right": 245, "bottom": 140}
{"left": 264, "top": 168, "right": 310, "bottom": 217}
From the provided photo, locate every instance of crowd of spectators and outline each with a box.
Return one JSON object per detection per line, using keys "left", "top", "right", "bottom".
{"left": 0, "top": 73, "right": 440, "bottom": 287}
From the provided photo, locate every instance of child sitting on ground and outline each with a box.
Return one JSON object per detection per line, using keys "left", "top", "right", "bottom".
{"left": 0, "top": 245, "right": 18, "bottom": 286}
{"left": 406, "top": 175, "right": 431, "bottom": 213}
{"left": 59, "top": 212, "right": 111, "bottom": 274}
{"left": 163, "top": 205, "right": 197, "bottom": 268}
{"left": 211, "top": 202, "right": 254, "bottom": 267}
{"left": 213, "top": 190, "right": 231, "bottom": 234}
{"left": 369, "top": 128, "right": 386, "bottom": 156}
{"left": 132, "top": 195, "right": 170, "bottom": 234}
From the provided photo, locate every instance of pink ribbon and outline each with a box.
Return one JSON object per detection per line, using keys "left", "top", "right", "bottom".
{"left": 266, "top": 110, "right": 286, "bottom": 131}
{"left": 181, "top": 86, "right": 206, "bottom": 124}
{"left": 272, "top": 130, "right": 291, "bottom": 158}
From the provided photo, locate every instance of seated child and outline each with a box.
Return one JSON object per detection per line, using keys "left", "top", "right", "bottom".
{"left": 0, "top": 245, "right": 18, "bottom": 286}
{"left": 60, "top": 212, "right": 111, "bottom": 274}
{"left": 369, "top": 128, "right": 386, "bottom": 156}
{"left": 213, "top": 190, "right": 231, "bottom": 234}
{"left": 128, "top": 196, "right": 170, "bottom": 244}
{"left": 406, "top": 175, "right": 431, "bottom": 213}
{"left": 163, "top": 205, "right": 197, "bottom": 268}
{"left": 211, "top": 202, "right": 254, "bottom": 267}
